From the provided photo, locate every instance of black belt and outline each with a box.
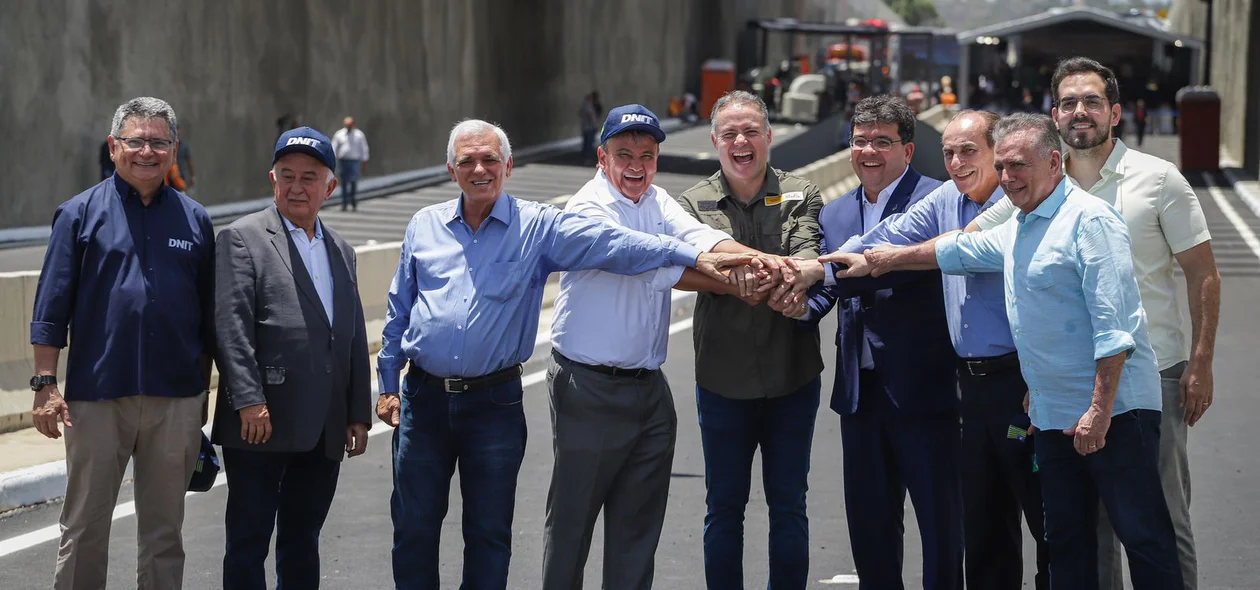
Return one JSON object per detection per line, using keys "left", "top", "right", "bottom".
{"left": 959, "top": 352, "right": 1021, "bottom": 377}
{"left": 409, "top": 363, "right": 522, "bottom": 393}
{"left": 553, "top": 350, "right": 658, "bottom": 379}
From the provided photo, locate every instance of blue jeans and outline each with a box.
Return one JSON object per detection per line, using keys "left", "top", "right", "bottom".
{"left": 696, "top": 377, "right": 821, "bottom": 590}
{"left": 1036, "top": 409, "right": 1182, "bottom": 590}
{"left": 222, "top": 442, "right": 341, "bottom": 590}
{"left": 338, "top": 159, "right": 361, "bottom": 210}
{"left": 391, "top": 370, "right": 527, "bottom": 590}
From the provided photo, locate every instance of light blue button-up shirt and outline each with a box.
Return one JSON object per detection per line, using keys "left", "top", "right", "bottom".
{"left": 837, "top": 182, "right": 1014, "bottom": 359}
{"left": 377, "top": 192, "right": 702, "bottom": 392}
{"left": 935, "top": 178, "right": 1161, "bottom": 431}
{"left": 281, "top": 215, "right": 334, "bottom": 324}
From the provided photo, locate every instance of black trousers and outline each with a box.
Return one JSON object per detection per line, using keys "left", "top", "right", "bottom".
{"left": 958, "top": 365, "right": 1049, "bottom": 590}
{"left": 222, "top": 439, "right": 342, "bottom": 590}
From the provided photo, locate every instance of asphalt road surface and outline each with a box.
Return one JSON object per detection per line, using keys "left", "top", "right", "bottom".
{"left": 1, "top": 173, "right": 1258, "bottom": 588}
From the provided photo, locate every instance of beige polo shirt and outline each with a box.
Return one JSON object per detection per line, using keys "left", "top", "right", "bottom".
{"left": 973, "top": 139, "right": 1210, "bottom": 369}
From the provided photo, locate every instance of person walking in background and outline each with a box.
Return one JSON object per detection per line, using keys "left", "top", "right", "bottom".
{"left": 331, "top": 116, "right": 370, "bottom": 211}
{"left": 1135, "top": 98, "right": 1148, "bottom": 147}
{"left": 175, "top": 125, "right": 196, "bottom": 195}
{"left": 578, "top": 92, "right": 600, "bottom": 166}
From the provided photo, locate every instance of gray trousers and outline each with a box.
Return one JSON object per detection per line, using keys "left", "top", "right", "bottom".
{"left": 1098, "top": 361, "right": 1197, "bottom": 589}
{"left": 542, "top": 351, "right": 677, "bottom": 590}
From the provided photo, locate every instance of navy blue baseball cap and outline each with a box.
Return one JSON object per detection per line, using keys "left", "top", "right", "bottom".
{"left": 600, "top": 104, "right": 667, "bottom": 145}
{"left": 273, "top": 126, "right": 337, "bottom": 171}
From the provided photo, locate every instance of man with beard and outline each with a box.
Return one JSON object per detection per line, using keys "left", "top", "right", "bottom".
{"left": 787, "top": 109, "right": 1049, "bottom": 589}
{"left": 968, "top": 57, "right": 1219, "bottom": 590}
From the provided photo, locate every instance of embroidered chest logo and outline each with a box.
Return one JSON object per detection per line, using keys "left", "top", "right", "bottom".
{"left": 168, "top": 238, "right": 194, "bottom": 251}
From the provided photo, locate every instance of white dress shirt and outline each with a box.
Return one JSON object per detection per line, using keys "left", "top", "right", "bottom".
{"left": 551, "top": 171, "right": 732, "bottom": 370}
{"left": 331, "top": 127, "right": 370, "bottom": 161}
{"left": 821, "top": 166, "right": 908, "bottom": 369}
{"left": 282, "top": 215, "right": 334, "bottom": 323}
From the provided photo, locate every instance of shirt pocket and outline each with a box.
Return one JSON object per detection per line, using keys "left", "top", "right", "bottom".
{"left": 1025, "top": 252, "right": 1075, "bottom": 291}
{"left": 759, "top": 225, "right": 787, "bottom": 255}
{"left": 697, "top": 210, "right": 735, "bottom": 235}
{"left": 480, "top": 260, "right": 533, "bottom": 301}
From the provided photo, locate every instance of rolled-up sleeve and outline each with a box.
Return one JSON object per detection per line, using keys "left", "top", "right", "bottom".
{"left": 936, "top": 225, "right": 1006, "bottom": 275}
{"left": 30, "top": 204, "right": 83, "bottom": 348}
{"left": 787, "top": 187, "right": 824, "bottom": 259}
{"left": 1076, "top": 214, "right": 1140, "bottom": 359}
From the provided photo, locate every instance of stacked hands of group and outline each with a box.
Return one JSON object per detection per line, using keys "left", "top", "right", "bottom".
{"left": 696, "top": 247, "right": 895, "bottom": 317}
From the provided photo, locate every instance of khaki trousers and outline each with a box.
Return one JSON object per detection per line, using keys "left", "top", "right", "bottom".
{"left": 53, "top": 393, "right": 205, "bottom": 590}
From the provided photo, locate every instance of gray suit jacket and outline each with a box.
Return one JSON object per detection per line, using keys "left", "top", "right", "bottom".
{"left": 212, "top": 206, "right": 371, "bottom": 461}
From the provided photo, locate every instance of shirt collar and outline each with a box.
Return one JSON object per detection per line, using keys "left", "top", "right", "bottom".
{"left": 281, "top": 213, "right": 323, "bottom": 240}
{"left": 595, "top": 169, "right": 657, "bottom": 206}
{"left": 959, "top": 184, "right": 1005, "bottom": 211}
{"left": 1021, "top": 177, "right": 1071, "bottom": 221}
{"left": 717, "top": 167, "right": 781, "bottom": 203}
{"left": 452, "top": 192, "right": 513, "bottom": 227}
{"left": 1063, "top": 138, "right": 1128, "bottom": 179}
{"left": 861, "top": 165, "right": 910, "bottom": 206}
{"left": 112, "top": 173, "right": 167, "bottom": 204}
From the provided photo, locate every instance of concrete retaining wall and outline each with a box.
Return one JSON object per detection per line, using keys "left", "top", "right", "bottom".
{"left": 0, "top": 0, "right": 812, "bottom": 230}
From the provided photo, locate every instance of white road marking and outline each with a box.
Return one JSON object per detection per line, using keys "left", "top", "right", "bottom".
{"left": 0, "top": 305, "right": 700, "bottom": 557}
{"left": 819, "top": 573, "right": 861, "bottom": 584}
{"left": 1203, "top": 174, "right": 1260, "bottom": 261}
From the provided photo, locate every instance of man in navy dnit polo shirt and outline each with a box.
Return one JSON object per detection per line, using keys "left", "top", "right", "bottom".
{"left": 30, "top": 96, "right": 215, "bottom": 590}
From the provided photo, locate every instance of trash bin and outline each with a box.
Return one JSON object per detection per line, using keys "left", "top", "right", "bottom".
{"left": 700, "top": 59, "right": 736, "bottom": 121}
{"left": 1177, "top": 86, "right": 1221, "bottom": 172}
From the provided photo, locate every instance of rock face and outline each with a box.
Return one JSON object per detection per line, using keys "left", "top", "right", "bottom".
{"left": 0, "top": 0, "right": 816, "bottom": 228}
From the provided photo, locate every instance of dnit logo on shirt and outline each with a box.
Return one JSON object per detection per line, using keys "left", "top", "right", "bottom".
{"left": 286, "top": 137, "right": 321, "bottom": 148}
{"left": 168, "top": 238, "right": 194, "bottom": 251}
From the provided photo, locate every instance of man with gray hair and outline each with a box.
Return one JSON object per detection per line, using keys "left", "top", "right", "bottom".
{"left": 829, "top": 112, "right": 1183, "bottom": 588}
{"left": 375, "top": 119, "right": 752, "bottom": 589}
{"left": 212, "top": 126, "right": 372, "bottom": 589}
{"left": 30, "top": 96, "right": 214, "bottom": 589}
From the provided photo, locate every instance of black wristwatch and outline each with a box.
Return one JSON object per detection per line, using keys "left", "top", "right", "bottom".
{"left": 30, "top": 374, "right": 57, "bottom": 392}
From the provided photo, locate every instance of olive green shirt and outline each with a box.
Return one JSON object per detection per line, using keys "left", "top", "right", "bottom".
{"left": 676, "top": 167, "right": 824, "bottom": 399}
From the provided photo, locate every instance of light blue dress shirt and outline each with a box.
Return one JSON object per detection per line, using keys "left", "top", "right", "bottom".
{"left": 837, "top": 182, "right": 1014, "bottom": 359}
{"left": 377, "top": 192, "right": 703, "bottom": 392}
{"left": 282, "top": 215, "right": 334, "bottom": 324}
{"left": 935, "top": 178, "right": 1161, "bottom": 431}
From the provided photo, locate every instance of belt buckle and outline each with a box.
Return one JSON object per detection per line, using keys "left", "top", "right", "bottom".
{"left": 444, "top": 378, "right": 463, "bottom": 393}
{"left": 966, "top": 360, "right": 986, "bottom": 377}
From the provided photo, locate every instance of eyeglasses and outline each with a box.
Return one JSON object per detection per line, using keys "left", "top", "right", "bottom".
{"left": 851, "top": 137, "right": 904, "bottom": 152}
{"left": 116, "top": 136, "right": 174, "bottom": 152}
{"left": 1057, "top": 95, "right": 1108, "bottom": 113}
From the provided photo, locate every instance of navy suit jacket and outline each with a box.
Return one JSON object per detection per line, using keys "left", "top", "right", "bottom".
{"left": 806, "top": 167, "right": 958, "bottom": 416}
